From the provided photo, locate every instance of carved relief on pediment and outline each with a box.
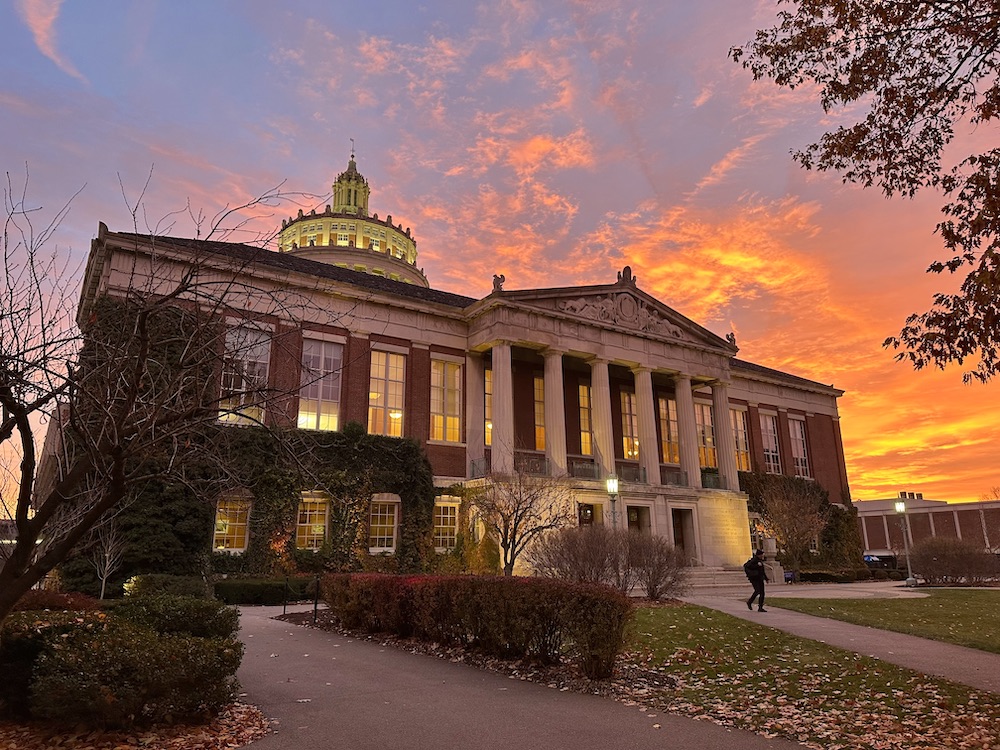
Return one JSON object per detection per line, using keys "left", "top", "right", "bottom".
{"left": 557, "top": 293, "right": 683, "bottom": 338}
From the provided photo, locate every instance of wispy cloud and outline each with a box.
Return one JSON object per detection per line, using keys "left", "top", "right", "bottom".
{"left": 15, "top": 0, "right": 86, "bottom": 83}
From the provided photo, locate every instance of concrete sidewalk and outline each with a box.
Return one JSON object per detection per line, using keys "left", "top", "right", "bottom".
{"left": 683, "top": 581, "right": 1000, "bottom": 694}
{"left": 238, "top": 605, "right": 805, "bottom": 750}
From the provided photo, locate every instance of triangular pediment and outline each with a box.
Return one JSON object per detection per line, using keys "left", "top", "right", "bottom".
{"left": 495, "top": 276, "right": 735, "bottom": 354}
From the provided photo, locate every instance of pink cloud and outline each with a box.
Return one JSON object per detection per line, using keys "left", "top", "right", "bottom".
{"left": 15, "top": 0, "right": 86, "bottom": 83}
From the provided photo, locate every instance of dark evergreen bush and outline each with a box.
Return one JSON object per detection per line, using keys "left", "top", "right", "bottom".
{"left": 910, "top": 537, "right": 1000, "bottom": 584}
{"left": 124, "top": 573, "right": 209, "bottom": 598}
{"left": 111, "top": 594, "right": 239, "bottom": 639}
{"left": 213, "top": 577, "right": 314, "bottom": 605}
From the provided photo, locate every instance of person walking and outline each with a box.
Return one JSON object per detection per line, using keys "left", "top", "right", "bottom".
{"left": 744, "top": 548, "right": 768, "bottom": 612}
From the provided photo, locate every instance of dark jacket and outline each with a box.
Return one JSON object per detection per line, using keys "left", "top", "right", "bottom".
{"left": 743, "top": 555, "right": 768, "bottom": 582}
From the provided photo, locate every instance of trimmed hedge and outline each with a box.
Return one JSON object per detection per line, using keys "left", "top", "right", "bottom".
{"left": 124, "top": 574, "right": 209, "bottom": 599}
{"left": 214, "top": 577, "right": 315, "bottom": 605}
{"left": 321, "top": 574, "right": 633, "bottom": 679}
{"left": 109, "top": 594, "right": 239, "bottom": 639}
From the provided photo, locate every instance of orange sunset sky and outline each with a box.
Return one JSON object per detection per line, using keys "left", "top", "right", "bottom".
{"left": 3, "top": 1, "right": 998, "bottom": 503}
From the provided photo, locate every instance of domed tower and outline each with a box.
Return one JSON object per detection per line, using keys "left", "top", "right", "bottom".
{"left": 278, "top": 150, "right": 427, "bottom": 287}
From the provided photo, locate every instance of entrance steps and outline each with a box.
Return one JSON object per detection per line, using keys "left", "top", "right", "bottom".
{"left": 685, "top": 567, "right": 748, "bottom": 590}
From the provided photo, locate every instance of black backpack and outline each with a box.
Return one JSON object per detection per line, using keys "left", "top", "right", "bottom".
{"left": 743, "top": 557, "right": 756, "bottom": 579}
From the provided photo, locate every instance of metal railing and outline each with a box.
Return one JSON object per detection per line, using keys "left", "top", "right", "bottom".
{"left": 514, "top": 451, "right": 550, "bottom": 476}
{"left": 701, "top": 470, "right": 726, "bottom": 490}
{"left": 660, "top": 466, "right": 688, "bottom": 486}
{"left": 568, "top": 458, "right": 600, "bottom": 479}
{"left": 615, "top": 463, "right": 645, "bottom": 483}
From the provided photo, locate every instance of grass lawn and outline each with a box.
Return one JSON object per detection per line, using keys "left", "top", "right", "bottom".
{"left": 765, "top": 589, "right": 1000, "bottom": 654}
{"left": 630, "top": 603, "right": 1000, "bottom": 749}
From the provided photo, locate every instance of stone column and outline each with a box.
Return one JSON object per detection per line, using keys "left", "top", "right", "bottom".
{"left": 465, "top": 352, "right": 485, "bottom": 477}
{"left": 543, "top": 349, "right": 567, "bottom": 476}
{"left": 711, "top": 380, "right": 739, "bottom": 491}
{"left": 632, "top": 366, "right": 660, "bottom": 485}
{"left": 673, "top": 373, "right": 702, "bottom": 489}
{"left": 590, "top": 358, "right": 616, "bottom": 480}
{"left": 491, "top": 341, "right": 514, "bottom": 474}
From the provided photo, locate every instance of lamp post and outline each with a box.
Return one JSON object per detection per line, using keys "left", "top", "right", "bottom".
{"left": 606, "top": 474, "right": 619, "bottom": 529}
{"left": 894, "top": 500, "right": 917, "bottom": 587}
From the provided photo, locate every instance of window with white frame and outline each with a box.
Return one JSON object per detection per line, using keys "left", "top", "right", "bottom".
{"left": 296, "top": 493, "right": 329, "bottom": 550}
{"left": 214, "top": 497, "right": 251, "bottom": 551}
{"left": 484, "top": 368, "right": 493, "bottom": 446}
{"left": 337, "top": 233, "right": 350, "bottom": 245}
{"left": 431, "top": 359, "right": 462, "bottom": 443}
{"left": 790, "top": 418, "right": 812, "bottom": 478}
{"left": 658, "top": 396, "right": 679, "bottom": 464}
{"left": 621, "top": 390, "right": 639, "bottom": 459}
{"left": 369, "top": 495, "right": 399, "bottom": 552}
{"left": 579, "top": 383, "right": 593, "bottom": 456}
{"left": 371, "top": 239, "right": 381, "bottom": 251}
{"left": 298, "top": 338, "right": 343, "bottom": 431}
{"left": 433, "top": 498, "right": 460, "bottom": 551}
{"left": 695, "top": 402, "right": 717, "bottom": 468}
{"left": 368, "top": 350, "right": 405, "bottom": 436}
{"left": 533, "top": 375, "right": 545, "bottom": 451}
{"left": 760, "top": 413, "right": 782, "bottom": 474}
{"left": 731, "top": 408, "right": 751, "bottom": 471}
{"left": 219, "top": 325, "right": 270, "bottom": 425}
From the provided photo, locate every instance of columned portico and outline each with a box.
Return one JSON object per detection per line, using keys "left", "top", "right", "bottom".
{"left": 631, "top": 366, "right": 660, "bottom": 486}
{"left": 589, "top": 358, "right": 616, "bottom": 480}
{"left": 674, "top": 373, "right": 702, "bottom": 489}
{"left": 491, "top": 341, "right": 514, "bottom": 473}
{"left": 712, "top": 380, "right": 740, "bottom": 491}
{"left": 543, "top": 348, "right": 568, "bottom": 475}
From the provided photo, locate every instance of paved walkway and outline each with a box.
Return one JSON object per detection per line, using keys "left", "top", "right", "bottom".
{"left": 238, "top": 605, "right": 805, "bottom": 750}
{"left": 238, "top": 582, "right": 1000, "bottom": 749}
{"left": 683, "top": 581, "right": 1000, "bottom": 694}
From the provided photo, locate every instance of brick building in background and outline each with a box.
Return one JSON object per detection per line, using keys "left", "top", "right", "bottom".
{"left": 78, "top": 154, "right": 851, "bottom": 570}
{"left": 856, "top": 492, "right": 1000, "bottom": 557}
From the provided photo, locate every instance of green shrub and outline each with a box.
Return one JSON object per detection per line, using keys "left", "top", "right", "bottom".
{"left": 111, "top": 595, "right": 239, "bottom": 639}
{"left": 29, "top": 621, "right": 242, "bottom": 728}
{"left": 871, "top": 568, "right": 889, "bottom": 581}
{"left": 10, "top": 590, "right": 101, "bottom": 612}
{"left": 321, "top": 573, "right": 633, "bottom": 679}
{"left": 0, "top": 611, "right": 112, "bottom": 717}
{"left": 124, "top": 574, "right": 208, "bottom": 599}
{"left": 214, "top": 577, "right": 313, "bottom": 605}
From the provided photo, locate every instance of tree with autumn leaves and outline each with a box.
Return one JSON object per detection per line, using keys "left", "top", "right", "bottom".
{"left": 734, "top": 2, "right": 1000, "bottom": 382}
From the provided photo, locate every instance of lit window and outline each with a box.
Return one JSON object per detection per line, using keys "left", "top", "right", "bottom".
{"left": 731, "top": 409, "right": 751, "bottom": 471}
{"left": 368, "top": 350, "right": 405, "bottom": 436}
{"left": 296, "top": 494, "right": 328, "bottom": 550}
{"left": 369, "top": 497, "right": 398, "bottom": 551}
{"left": 433, "top": 499, "right": 460, "bottom": 551}
{"left": 579, "top": 384, "right": 593, "bottom": 456}
{"left": 219, "top": 326, "right": 270, "bottom": 425}
{"left": 761, "top": 413, "right": 782, "bottom": 474}
{"left": 431, "top": 360, "right": 462, "bottom": 443}
{"left": 790, "top": 418, "right": 811, "bottom": 478}
{"left": 621, "top": 390, "right": 639, "bottom": 459}
{"left": 484, "top": 368, "right": 493, "bottom": 446}
{"left": 658, "top": 397, "right": 679, "bottom": 464}
{"left": 371, "top": 239, "right": 381, "bottom": 251}
{"left": 214, "top": 498, "right": 251, "bottom": 551}
{"left": 533, "top": 375, "right": 545, "bottom": 451}
{"left": 337, "top": 233, "right": 350, "bottom": 245}
{"left": 298, "top": 339, "right": 343, "bottom": 431}
{"left": 695, "top": 403, "right": 717, "bottom": 468}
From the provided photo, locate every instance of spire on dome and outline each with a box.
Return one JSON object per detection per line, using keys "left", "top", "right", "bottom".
{"left": 333, "top": 141, "right": 369, "bottom": 216}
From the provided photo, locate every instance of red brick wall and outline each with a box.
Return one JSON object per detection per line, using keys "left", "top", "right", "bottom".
{"left": 268, "top": 323, "right": 302, "bottom": 429}
{"left": 957, "top": 510, "right": 986, "bottom": 546}
{"left": 908, "top": 512, "right": 934, "bottom": 544}
{"left": 930, "top": 510, "right": 958, "bottom": 539}
{"left": 425, "top": 444, "right": 466, "bottom": 477}
{"left": 807, "top": 414, "right": 849, "bottom": 504}
{"left": 511, "top": 361, "right": 538, "bottom": 451}
{"left": 862, "top": 516, "right": 888, "bottom": 549}
{"left": 342, "top": 335, "right": 371, "bottom": 428}
{"left": 407, "top": 346, "right": 430, "bottom": 443}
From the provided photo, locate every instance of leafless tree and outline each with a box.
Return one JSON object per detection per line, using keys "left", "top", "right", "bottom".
{"left": 87, "top": 512, "right": 126, "bottom": 599}
{"left": 0, "top": 166, "right": 337, "bottom": 622}
{"left": 471, "top": 469, "right": 575, "bottom": 576}
{"left": 755, "top": 477, "right": 829, "bottom": 574}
